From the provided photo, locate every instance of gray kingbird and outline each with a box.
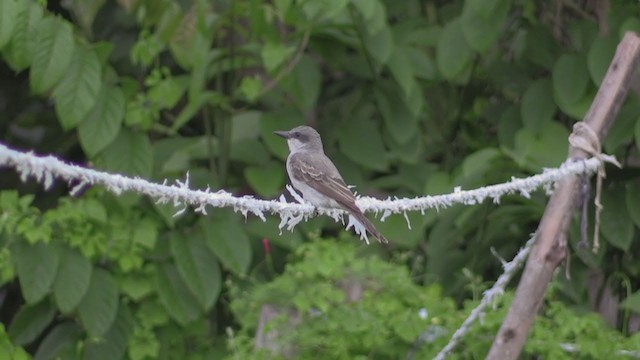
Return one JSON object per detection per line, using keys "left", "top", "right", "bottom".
{"left": 274, "top": 125, "right": 389, "bottom": 243}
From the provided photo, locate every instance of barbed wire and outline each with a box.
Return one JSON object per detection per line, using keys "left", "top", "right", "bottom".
{"left": 0, "top": 142, "right": 619, "bottom": 244}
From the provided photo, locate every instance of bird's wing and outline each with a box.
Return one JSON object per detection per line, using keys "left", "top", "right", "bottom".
{"left": 289, "top": 152, "right": 389, "bottom": 243}
{"left": 288, "top": 152, "right": 357, "bottom": 209}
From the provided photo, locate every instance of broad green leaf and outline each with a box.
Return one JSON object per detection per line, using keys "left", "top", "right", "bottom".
{"left": 626, "top": 180, "right": 640, "bottom": 228}
{"left": 353, "top": 0, "right": 386, "bottom": 35}
{"left": 509, "top": 122, "right": 569, "bottom": 172}
{"left": 230, "top": 138, "right": 271, "bottom": 165}
{"left": 238, "top": 76, "right": 263, "bottom": 102}
{"left": 436, "top": 18, "right": 472, "bottom": 80}
{"left": 260, "top": 111, "right": 303, "bottom": 160}
{"left": 231, "top": 111, "right": 262, "bottom": 142}
{"left": 498, "top": 106, "right": 520, "bottom": 149}
{"left": 461, "top": 0, "right": 509, "bottom": 53}
{"left": 620, "top": 290, "right": 640, "bottom": 314}
{"left": 2, "top": 2, "right": 42, "bottom": 71}
{"left": 78, "top": 85, "right": 125, "bottom": 158}
{"left": 364, "top": 26, "right": 393, "bottom": 65}
{"left": 387, "top": 132, "right": 423, "bottom": 164}
{"left": 155, "top": 263, "right": 202, "bottom": 325}
{"left": 53, "top": 247, "right": 92, "bottom": 314}
{"left": 34, "top": 323, "right": 83, "bottom": 360}
{"left": 53, "top": 47, "right": 102, "bottom": 130}
{"left": 406, "top": 47, "right": 437, "bottom": 80}
{"left": 245, "top": 161, "right": 286, "bottom": 198}
{"left": 552, "top": 54, "right": 590, "bottom": 107}
{"left": 147, "top": 75, "right": 187, "bottom": 109}
{"left": 460, "top": 148, "right": 502, "bottom": 184}
{"left": 0, "top": 0, "right": 21, "bottom": 48}
{"left": 78, "top": 269, "right": 119, "bottom": 337}
{"left": 9, "top": 299, "right": 55, "bottom": 346}
{"left": 286, "top": 55, "right": 322, "bottom": 110}
{"left": 200, "top": 212, "right": 252, "bottom": 275}
{"left": 375, "top": 212, "right": 428, "bottom": 248}
{"left": 587, "top": 35, "right": 616, "bottom": 86}
{"left": 619, "top": 17, "right": 640, "bottom": 39}
{"left": 12, "top": 241, "right": 60, "bottom": 304}
{"left": 523, "top": 26, "right": 560, "bottom": 69}
{"left": 520, "top": 79, "right": 556, "bottom": 134}
{"left": 374, "top": 82, "right": 418, "bottom": 144}
{"left": 386, "top": 46, "right": 416, "bottom": 96}
{"left": 170, "top": 233, "right": 222, "bottom": 311}
{"left": 98, "top": 129, "right": 153, "bottom": 178}
{"left": 82, "top": 305, "right": 133, "bottom": 360}
{"left": 555, "top": 87, "right": 595, "bottom": 120}
{"left": 604, "top": 97, "right": 640, "bottom": 153}
{"left": 601, "top": 186, "right": 634, "bottom": 252}
{"left": 301, "top": 0, "right": 349, "bottom": 21}
{"left": 337, "top": 105, "right": 389, "bottom": 171}
{"left": 261, "top": 42, "right": 295, "bottom": 73}
{"left": 30, "top": 18, "right": 75, "bottom": 94}
{"left": 133, "top": 219, "right": 157, "bottom": 249}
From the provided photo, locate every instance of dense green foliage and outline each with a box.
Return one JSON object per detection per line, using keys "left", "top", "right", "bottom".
{"left": 1, "top": 0, "right": 640, "bottom": 358}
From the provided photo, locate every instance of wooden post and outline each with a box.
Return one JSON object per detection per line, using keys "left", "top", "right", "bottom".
{"left": 486, "top": 32, "right": 640, "bottom": 360}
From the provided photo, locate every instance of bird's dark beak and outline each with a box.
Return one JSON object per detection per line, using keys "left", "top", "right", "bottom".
{"left": 274, "top": 130, "right": 290, "bottom": 139}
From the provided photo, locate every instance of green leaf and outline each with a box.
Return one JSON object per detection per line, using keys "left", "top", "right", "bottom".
{"left": 286, "top": 55, "right": 322, "bottom": 110}
{"left": 53, "top": 47, "right": 102, "bottom": 130}
{"left": 0, "top": 0, "right": 21, "bottom": 49}
{"left": 53, "top": 247, "right": 92, "bottom": 314}
{"left": 231, "top": 138, "right": 271, "bottom": 165}
{"left": 523, "top": 25, "right": 560, "bottom": 69}
{"left": 98, "top": 129, "right": 153, "bottom": 178}
{"left": 374, "top": 82, "right": 418, "bottom": 144}
{"left": 29, "top": 17, "right": 75, "bottom": 94}
{"left": 364, "top": 26, "right": 393, "bottom": 65}
{"left": 620, "top": 290, "right": 640, "bottom": 314}
{"left": 78, "top": 85, "right": 125, "bottom": 158}
{"left": 155, "top": 263, "right": 202, "bottom": 325}
{"left": 521, "top": 79, "right": 556, "bottom": 134}
{"left": 386, "top": 46, "right": 416, "bottom": 96}
{"left": 34, "top": 323, "right": 83, "bottom": 360}
{"left": 626, "top": 180, "right": 640, "bottom": 228}
{"left": 12, "top": 241, "right": 60, "bottom": 304}
{"left": 2, "top": 2, "right": 42, "bottom": 71}
{"left": 353, "top": 0, "right": 386, "bottom": 35}
{"left": 337, "top": 105, "right": 389, "bottom": 171}
{"left": 78, "top": 269, "right": 119, "bottom": 337}
{"left": 552, "top": 54, "right": 590, "bottom": 106}
{"left": 375, "top": 212, "right": 428, "bottom": 248}
{"left": 405, "top": 47, "right": 436, "bottom": 80}
{"left": 587, "top": 35, "right": 616, "bottom": 86}
{"left": 604, "top": 97, "right": 640, "bottom": 153}
{"left": 601, "top": 186, "right": 634, "bottom": 252}
{"left": 238, "top": 76, "right": 263, "bottom": 102}
{"left": 9, "top": 299, "right": 55, "bottom": 346}
{"left": 170, "top": 233, "right": 222, "bottom": 311}
{"left": 245, "top": 161, "right": 286, "bottom": 198}
{"left": 436, "top": 18, "right": 472, "bottom": 80}
{"left": 461, "top": 0, "right": 509, "bottom": 53}
{"left": 200, "top": 212, "right": 252, "bottom": 275}
{"left": 508, "top": 122, "right": 569, "bottom": 172}
{"left": 261, "top": 42, "right": 295, "bottom": 73}
{"left": 231, "top": 111, "right": 262, "bottom": 142}
{"left": 82, "top": 305, "right": 133, "bottom": 360}
{"left": 260, "top": 111, "right": 303, "bottom": 161}
{"left": 133, "top": 219, "right": 157, "bottom": 249}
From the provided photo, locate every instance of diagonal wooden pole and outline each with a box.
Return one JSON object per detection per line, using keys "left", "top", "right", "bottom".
{"left": 486, "top": 32, "right": 640, "bottom": 360}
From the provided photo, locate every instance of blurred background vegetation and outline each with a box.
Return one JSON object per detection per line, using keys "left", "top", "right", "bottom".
{"left": 1, "top": 0, "right": 640, "bottom": 358}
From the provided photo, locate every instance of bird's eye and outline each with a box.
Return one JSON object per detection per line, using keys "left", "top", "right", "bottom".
{"left": 293, "top": 132, "right": 300, "bottom": 138}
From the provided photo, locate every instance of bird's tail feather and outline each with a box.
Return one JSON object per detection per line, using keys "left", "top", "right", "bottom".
{"left": 349, "top": 210, "right": 389, "bottom": 244}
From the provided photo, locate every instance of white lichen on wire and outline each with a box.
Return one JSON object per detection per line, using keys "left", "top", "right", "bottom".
{"left": 0, "top": 143, "right": 618, "bottom": 243}
{"left": 432, "top": 235, "right": 536, "bottom": 360}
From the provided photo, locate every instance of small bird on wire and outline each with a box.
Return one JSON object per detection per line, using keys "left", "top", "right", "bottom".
{"left": 274, "top": 125, "right": 389, "bottom": 243}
